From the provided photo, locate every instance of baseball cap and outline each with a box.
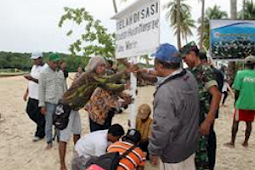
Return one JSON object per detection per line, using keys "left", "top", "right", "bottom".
{"left": 244, "top": 55, "right": 255, "bottom": 64}
{"left": 180, "top": 41, "right": 199, "bottom": 58}
{"left": 30, "top": 52, "right": 43, "bottom": 60}
{"left": 137, "top": 104, "right": 151, "bottom": 119}
{"left": 49, "top": 53, "right": 60, "bottom": 62}
{"left": 123, "top": 129, "right": 141, "bottom": 144}
{"left": 151, "top": 43, "right": 181, "bottom": 63}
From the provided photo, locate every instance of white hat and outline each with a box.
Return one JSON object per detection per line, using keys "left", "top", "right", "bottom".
{"left": 30, "top": 52, "right": 43, "bottom": 59}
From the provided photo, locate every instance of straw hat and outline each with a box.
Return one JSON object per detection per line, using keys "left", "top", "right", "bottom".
{"left": 137, "top": 104, "right": 151, "bottom": 119}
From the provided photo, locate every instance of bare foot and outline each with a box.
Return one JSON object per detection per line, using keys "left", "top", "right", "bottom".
{"left": 242, "top": 142, "right": 248, "bottom": 147}
{"left": 46, "top": 143, "right": 53, "bottom": 150}
{"left": 224, "top": 142, "right": 235, "bottom": 148}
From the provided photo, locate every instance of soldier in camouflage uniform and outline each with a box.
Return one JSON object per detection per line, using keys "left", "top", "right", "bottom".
{"left": 180, "top": 42, "right": 222, "bottom": 170}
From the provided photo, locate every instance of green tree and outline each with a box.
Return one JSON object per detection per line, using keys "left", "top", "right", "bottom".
{"left": 59, "top": 7, "right": 115, "bottom": 58}
{"left": 164, "top": 0, "right": 194, "bottom": 48}
{"left": 197, "top": 5, "right": 228, "bottom": 50}
{"left": 239, "top": 0, "right": 255, "bottom": 19}
{"left": 174, "top": 11, "right": 196, "bottom": 43}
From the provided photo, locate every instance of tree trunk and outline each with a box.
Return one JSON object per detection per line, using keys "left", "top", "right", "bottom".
{"left": 112, "top": 0, "right": 118, "bottom": 13}
{"left": 176, "top": 0, "right": 181, "bottom": 49}
{"left": 230, "top": 0, "right": 237, "bottom": 19}
{"left": 228, "top": 0, "right": 238, "bottom": 85}
{"left": 199, "top": 0, "right": 205, "bottom": 50}
{"left": 243, "top": 0, "right": 246, "bottom": 19}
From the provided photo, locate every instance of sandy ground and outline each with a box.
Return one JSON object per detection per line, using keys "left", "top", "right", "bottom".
{"left": 0, "top": 74, "right": 255, "bottom": 170}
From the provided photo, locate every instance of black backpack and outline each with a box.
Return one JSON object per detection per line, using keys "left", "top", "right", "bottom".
{"left": 85, "top": 145, "right": 136, "bottom": 170}
{"left": 53, "top": 100, "right": 71, "bottom": 130}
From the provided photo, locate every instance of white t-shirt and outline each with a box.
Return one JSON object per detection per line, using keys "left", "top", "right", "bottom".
{"left": 75, "top": 130, "right": 109, "bottom": 158}
{"left": 222, "top": 82, "right": 228, "bottom": 92}
{"left": 28, "top": 64, "right": 47, "bottom": 100}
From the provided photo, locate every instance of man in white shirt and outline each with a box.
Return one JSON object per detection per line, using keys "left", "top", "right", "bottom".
{"left": 71, "top": 124, "right": 125, "bottom": 170}
{"left": 23, "top": 52, "right": 47, "bottom": 142}
{"left": 38, "top": 53, "right": 67, "bottom": 150}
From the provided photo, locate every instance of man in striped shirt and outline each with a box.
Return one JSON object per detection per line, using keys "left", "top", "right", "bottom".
{"left": 107, "top": 129, "right": 145, "bottom": 170}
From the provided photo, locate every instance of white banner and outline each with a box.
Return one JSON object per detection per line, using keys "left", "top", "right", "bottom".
{"left": 112, "top": 0, "right": 160, "bottom": 59}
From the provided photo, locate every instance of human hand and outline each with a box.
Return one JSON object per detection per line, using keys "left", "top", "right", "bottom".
{"left": 126, "top": 64, "right": 139, "bottom": 73}
{"left": 40, "top": 106, "right": 47, "bottom": 115}
{"left": 122, "top": 96, "right": 134, "bottom": 107}
{"left": 23, "top": 92, "right": 28, "bottom": 101}
{"left": 137, "top": 68, "right": 148, "bottom": 74}
{"left": 200, "top": 119, "right": 213, "bottom": 135}
{"left": 149, "top": 154, "right": 159, "bottom": 166}
{"left": 125, "top": 81, "right": 131, "bottom": 90}
{"left": 24, "top": 74, "right": 33, "bottom": 81}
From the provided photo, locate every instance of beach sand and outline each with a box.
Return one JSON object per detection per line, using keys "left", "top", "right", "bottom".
{"left": 0, "top": 74, "right": 254, "bottom": 170}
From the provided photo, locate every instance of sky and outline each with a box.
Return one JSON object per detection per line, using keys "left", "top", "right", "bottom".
{"left": 0, "top": 0, "right": 244, "bottom": 54}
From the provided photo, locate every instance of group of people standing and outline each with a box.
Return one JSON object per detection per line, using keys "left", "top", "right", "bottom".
{"left": 23, "top": 52, "right": 141, "bottom": 170}
{"left": 146, "top": 42, "right": 255, "bottom": 170}
{"left": 23, "top": 41, "right": 255, "bottom": 170}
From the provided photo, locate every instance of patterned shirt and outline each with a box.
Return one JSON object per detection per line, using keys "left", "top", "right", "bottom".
{"left": 84, "top": 87, "right": 122, "bottom": 125}
{"left": 38, "top": 65, "right": 67, "bottom": 107}
{"left": 191, "top": 64, "right": 218, "bottom": 170}
{"left": 190, "top": 64, "right": 218, "bottom": 119}
{"left": 62, "top": 71, "right": 128, "bottom": 111}
{"left": 107, "top": 141, "right": 146, "bottom": 170}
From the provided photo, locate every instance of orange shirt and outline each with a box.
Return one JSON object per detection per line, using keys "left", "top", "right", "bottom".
{"left": 107, "top": 141, "right": 146, "bottom": 170}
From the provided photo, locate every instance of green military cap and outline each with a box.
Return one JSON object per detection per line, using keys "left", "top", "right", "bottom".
{"left": 179, "top": 41, "right": 199, "bottom": 58}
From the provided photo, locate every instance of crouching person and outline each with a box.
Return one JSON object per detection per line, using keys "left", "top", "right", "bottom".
{"left": 107, "top": 129, "right": 146, "bottom": 170}
{"left": 71, "top": 124, "right": 124, "bottom": 170}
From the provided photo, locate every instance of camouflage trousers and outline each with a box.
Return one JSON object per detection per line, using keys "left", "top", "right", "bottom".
{"left": 195, "top": 135, "right": 210, "bottom": 170}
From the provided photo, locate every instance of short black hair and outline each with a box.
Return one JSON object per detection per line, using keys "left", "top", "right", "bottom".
{"left": 155, "top": 58, "right": 181, "bottom": 69}
{"left": 245, "top": 62, "right": 255, "bottom": 69}
{"left": 108, "top": 124, "right": 125, "bottom": 137}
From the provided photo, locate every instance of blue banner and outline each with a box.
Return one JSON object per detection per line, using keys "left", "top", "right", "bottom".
{"left": 210, "top": 20, "right": 255, "bottom": 60}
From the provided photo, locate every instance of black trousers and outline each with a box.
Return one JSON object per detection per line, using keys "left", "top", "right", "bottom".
{"left": 138, "top": 140, "right": 149, "bottom": 160}
{"left": 89, "top": 109, "right": 115, "bottom": 132}
{"left": 207, "top": 124, "right": 217, "bottom": 170}
{"left": 26, "top": 98, "right": 45, "bottom": 138}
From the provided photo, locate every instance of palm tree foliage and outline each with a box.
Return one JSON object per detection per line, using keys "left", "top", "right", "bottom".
{"left": 197, "top": 5, "right": 228, "bottom": 50}
{"left": 238, "top": 0, "right": 255, "bottom": 19}
{"left": 164, "top": 0, "right": 196, "bottom": 46}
